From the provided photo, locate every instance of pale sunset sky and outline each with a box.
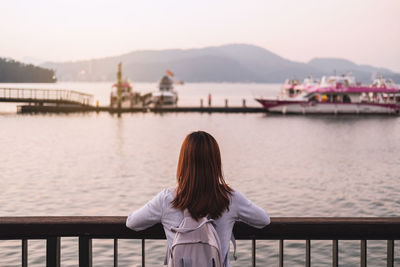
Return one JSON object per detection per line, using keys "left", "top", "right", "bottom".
{"left": 1, "top": 0, "right": 400, "bottom": 71}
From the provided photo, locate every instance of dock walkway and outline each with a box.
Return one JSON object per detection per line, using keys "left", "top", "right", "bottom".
{"left": 18, "top": 105, "right": 265, "bottom": 113}
{"left": 0, "top": 88, "right": 93, "bottom": 106}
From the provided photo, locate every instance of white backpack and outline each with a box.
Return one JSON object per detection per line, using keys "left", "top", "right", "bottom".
{"left": 167, "top": 209, "right": 223, "bottom": 267}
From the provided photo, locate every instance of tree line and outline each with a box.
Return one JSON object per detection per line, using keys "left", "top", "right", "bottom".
{"left": 0, "top": 58, "right": 56, "bottom": 83}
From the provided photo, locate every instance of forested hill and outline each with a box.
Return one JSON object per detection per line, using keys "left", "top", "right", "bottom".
{"left": 0, "top": 58, "right": 56, "bottom": 83}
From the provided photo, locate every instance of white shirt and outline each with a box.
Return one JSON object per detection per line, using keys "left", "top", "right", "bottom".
{"left": 126, "top": 188, "right": 270, "bottom": 266}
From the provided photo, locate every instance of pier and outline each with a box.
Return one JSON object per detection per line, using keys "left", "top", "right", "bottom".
{"left": 0, "top": 216, "right": 399, "bottom": 266}
{"left": 0, "top": 87, "right": 266, "bottom": 113}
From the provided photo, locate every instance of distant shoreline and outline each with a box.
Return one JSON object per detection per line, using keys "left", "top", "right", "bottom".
{"left": 0, "top": 58, "right": 56, "bottom": 83}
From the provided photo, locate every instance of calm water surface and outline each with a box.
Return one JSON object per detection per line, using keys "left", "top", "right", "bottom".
{"left": 0, "top": 83, "right": 399, "bottom": 266}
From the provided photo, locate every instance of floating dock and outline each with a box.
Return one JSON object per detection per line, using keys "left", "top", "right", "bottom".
{"left": 18, "top": 105, "right": 265, "bottom": 114}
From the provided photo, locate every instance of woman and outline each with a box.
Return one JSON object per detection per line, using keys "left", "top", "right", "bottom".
{"left": 126, "top": 131, "right": 270, "bottom": 266}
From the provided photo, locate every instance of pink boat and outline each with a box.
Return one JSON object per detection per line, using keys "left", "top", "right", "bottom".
{"left": 256, "top": 76, "right": 400, "bottom": 114}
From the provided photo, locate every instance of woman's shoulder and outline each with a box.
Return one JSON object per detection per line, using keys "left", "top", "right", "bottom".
{"left": 229, "top": 188, "right": 244, "bottom": 201}
{"left": 228, "top": 189, "right": 255, "bottom": 207}
{"left": 157, "top": 187, "right": 175, "bottom": 199}
{"left": 154, "top": 187, "right": 176, "bottom": 205}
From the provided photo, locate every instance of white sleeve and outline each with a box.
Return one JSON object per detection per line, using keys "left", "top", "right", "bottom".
{"left": 233, "top": 190, "right": 270, "bottom": 228}
{"left": 126, "top": 189, "right": 167, "bottom": 231}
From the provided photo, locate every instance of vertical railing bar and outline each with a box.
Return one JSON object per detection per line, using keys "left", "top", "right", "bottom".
{"left": 22, "top": 239, "right": 28, "bottom": 267}
{"left": 332, "top": 240, "right": 338, "bottom": 267}
{"left": 114, "top": 238, "right": 118, "bottom": 267}
{"left": 252, "top": 239, "right": 256, "bottom": 267}
{"left": 46, "top": 237, "right": 60, "bottom": 267}
{"left": 279, "top": 239, "right": 284, "bottom": 267}
{"left": 79, "top": 236, "right": 92, "bottom": 267}
{"left": 361, "top": 240, "right": 367, "bottom": 267}
{"left": 306, "top": 240, "right": 311, "bottom": 267}
{"left": 387, "top": 240, "right": 394, "bottom": 267}
{"left": 142, "top": 239, "right": 145, "bottom": 267}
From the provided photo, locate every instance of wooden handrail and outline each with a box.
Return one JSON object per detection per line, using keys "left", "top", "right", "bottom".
{"left": 1, "top": 216, "right": 399, "bottom": 267}
{"left": 0, "top": 88, "right": 93, "bottom": 105}
{"left": 1, "top": 216, "right": 399, "bottom": 240}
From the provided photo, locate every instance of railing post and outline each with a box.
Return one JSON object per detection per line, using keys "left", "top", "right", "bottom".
{"left": 332, "top": 240, "right": 338, "bottom": 267}
{"left": 46, "top": 237, "right": 60, "bottom": 267}
{"left": 306, "top": 240, "right": 311, "bottom": 267}
{"left": 279, "top": 239, "right": 284, "bottom": 267}
{"left": 252, "top": 239, "right": 256, "bottom": 267}
{"left": 79, "top": 236, "right": 92, "bottom": 267}
{"left": 22, "top": 239, "right": 28, "bottom": 267}
{"left": 387, "top": 240, "right": 394, "bottom": 267}
{"left": 142, "top": 239, "right": 145, "bottom": 267}
{"left": 361, "top": 240, "right": 367, "bottom": 267}
{"left": 114, "top": 238, "right": 118, "bottom": 267}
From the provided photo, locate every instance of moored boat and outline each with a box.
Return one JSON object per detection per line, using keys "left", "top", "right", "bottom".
{"left": 110, "top": 63, "right": 142, "bottom": 108}
{"left": 256, "top": 76, "right": 400, "bottom": 114}
{"left": 152, "top": 72, "right": 178, "bottom": 106}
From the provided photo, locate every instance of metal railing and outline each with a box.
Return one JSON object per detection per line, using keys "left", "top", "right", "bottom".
{"left": 0, "top": 217, "right": 399, "bottom": 267}
{"left": 0, "top": 88, "right": 93, "bottom": 106}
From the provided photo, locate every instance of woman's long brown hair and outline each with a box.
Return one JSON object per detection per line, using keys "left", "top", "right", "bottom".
{"left": 172, "top": 131, "right": 232, "bottom": 220}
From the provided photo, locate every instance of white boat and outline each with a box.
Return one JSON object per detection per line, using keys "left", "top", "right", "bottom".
{"left": 256, "top": 76, "right": 400, "bottom": 114}
{"left": 152, "top": 75, "right": 178, "bottom": 106}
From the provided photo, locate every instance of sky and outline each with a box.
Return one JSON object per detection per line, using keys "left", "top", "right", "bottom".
{"left": 1, "top": 0, "right": 400, "bottom": 71}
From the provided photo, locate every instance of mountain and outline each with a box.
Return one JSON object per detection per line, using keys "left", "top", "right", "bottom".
{"left": 308, "top": 58, "right": 400, "bottom": 82}
{"left": 42, "top": 44, "right": 400, "bottom": 83}
{"left": 0, "top": 58, "right": 56, "bottom": 83}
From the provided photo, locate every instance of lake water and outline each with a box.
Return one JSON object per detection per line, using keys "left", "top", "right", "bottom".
{"left": 0, "top": 82, "right": 399, "bottom": 266}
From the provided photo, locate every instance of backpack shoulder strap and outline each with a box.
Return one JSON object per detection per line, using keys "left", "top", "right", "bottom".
{"left": 231, "top": 233, "right": 237, "bottom": 260}
{"left": 170, "top": 218, "right": 215, "bottom": 233}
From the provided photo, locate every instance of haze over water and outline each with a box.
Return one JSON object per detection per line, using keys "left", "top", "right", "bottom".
{"left": 0, "top": 82, "right": 399, "bottom": 266}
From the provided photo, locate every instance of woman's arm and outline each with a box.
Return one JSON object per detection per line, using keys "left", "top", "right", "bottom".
{"left": 126, "top": 189, "right": 167, "bottom": 231}
{"left": 233, "top": 190, "right": 270, "bottom": 228}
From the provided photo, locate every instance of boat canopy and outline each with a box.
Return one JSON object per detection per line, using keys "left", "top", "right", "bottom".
{"left": 312, "top": 86, "right": 399, "bottom": 94}
{"left": 112, "top": 82, "right": 132, "bottom": 89}
{"left": 320, "top": 76, "right": 356, "bottom": 87}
